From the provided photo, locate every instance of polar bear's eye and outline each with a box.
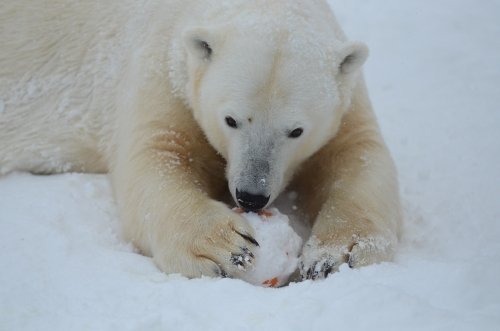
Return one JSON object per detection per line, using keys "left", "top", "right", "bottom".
{"left": 288, "top": 128, "right": 303, "bottom": 138}
{"left": 225, "top": 116, "right": 238, "bottom": 129}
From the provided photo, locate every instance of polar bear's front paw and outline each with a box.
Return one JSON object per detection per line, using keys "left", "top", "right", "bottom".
{"left": 182, "top": 201, "right": 260, "bottom": 278}
{"left": 151, "top": 200, "right": 259, "bottom": 279}
{"left": 299, "top": 235, "right": 394, "bottom": 280}
{"left": 299, "top": 237, "right": 345, "bottom": 280}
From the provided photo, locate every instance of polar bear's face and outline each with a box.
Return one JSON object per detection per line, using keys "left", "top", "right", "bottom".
{"left": 183, "top": 29, "right": 368, "bottom": 211}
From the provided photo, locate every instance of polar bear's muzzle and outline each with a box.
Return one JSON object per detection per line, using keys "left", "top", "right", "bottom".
{"left": 233, "top": 157, "right": 273, "bottom": 212}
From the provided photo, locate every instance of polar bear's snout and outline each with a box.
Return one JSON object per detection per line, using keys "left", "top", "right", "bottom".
{"left": 234, "top": 158, "right": 272, "bottom": 211}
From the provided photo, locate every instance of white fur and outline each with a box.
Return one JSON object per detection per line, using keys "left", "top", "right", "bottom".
{"left": 0, "top": 0, "right": 401, "bottom": 280}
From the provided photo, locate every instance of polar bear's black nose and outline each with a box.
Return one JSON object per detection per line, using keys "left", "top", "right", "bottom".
{"left": 236, "top": 189, "right": 270, "bottom": 212}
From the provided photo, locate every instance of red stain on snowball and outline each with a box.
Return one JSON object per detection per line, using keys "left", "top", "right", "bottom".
{"left": 262, "top": 277, "right": 279, "bottom": 287}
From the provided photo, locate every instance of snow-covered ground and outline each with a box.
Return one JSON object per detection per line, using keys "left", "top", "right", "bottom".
{"left": 1, "top": 0, "right": 499, "bottom": 330}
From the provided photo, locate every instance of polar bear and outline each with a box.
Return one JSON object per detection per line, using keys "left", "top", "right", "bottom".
{"left": 0, "top": 0, "right": 401, "bottom": 280}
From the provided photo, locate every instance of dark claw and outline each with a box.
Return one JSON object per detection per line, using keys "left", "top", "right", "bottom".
{"left": 323, "top": 264, "right": 333, "bottom": 278}
{"left": 301, "top": 260, "right": 336, "bottom": 280}
{"left": 300, "top": 261, "right": 311, "bottom": 280}
{"left": 348, "top": 253, "right": 356, "bottom": 268}
{"left": 242, "top": 247, "right": 255, "bottom": 259}
{"left": 236, "top": 231, "right": 260, "bottom": 247}
{"left": 312, "top": 262, "right": 321, "bottom": 280}
{"left": 217, "top": 266, "right": 229, "bottom": 278}
{"left": 230, "top": 247, "right": 254, "bottom": 270}
{"left": 306, "top": 266, "right": 314, "bottom": 279}
{"left": 230, "top": 254, "right": 244, "bottom": 267}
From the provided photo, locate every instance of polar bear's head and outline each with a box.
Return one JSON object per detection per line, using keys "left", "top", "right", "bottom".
{"left": 180, "top": 26, "right": 368, "bottom": 211}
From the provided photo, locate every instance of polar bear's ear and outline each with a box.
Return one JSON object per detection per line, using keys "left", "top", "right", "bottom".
{"left": 183, "top": 27, "right": 215, "bottom": 61}
{"left": 338, "top": 42, "right": 369, "bottom": 75}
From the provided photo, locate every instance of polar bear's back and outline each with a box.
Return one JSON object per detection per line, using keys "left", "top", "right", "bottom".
{"left": 0, "top": 1, "right": 162, "bottom": 174}
{"left": 1, "top": 1, "right": 134, "bottom": 116}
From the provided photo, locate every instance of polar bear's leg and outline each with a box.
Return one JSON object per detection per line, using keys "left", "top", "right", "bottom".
{"left": 111, "top": 59, "right": 258, "bottom": 279}
{"left": 292, "top": 81, "right": 401, "bottom": 279}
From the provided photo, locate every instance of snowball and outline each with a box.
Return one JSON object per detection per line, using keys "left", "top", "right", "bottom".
{"left": 236, "top": 208, "right": 303, "bottom": 287}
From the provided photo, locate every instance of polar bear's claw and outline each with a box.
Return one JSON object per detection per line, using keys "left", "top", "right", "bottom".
{"left": 235, "top": 231, "right": 260, "bottom": 247}
{"left": 215, "top": 264, "right": 229, "bottom": 278}
{"left": 230, "top": 247, "right": 254, "bottom": 271}
{"left": 300, "top": 258, "right": 340, "bottom": 280}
